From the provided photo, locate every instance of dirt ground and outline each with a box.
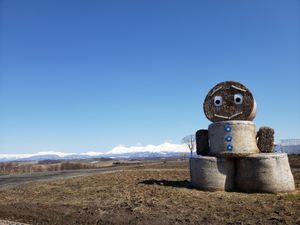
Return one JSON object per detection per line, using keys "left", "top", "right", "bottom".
{"left": 0, "top": 157, "right": 299, "bottom": 225}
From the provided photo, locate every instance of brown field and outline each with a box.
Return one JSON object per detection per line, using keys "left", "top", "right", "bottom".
{"left": 0, "top": 158, "right": 146, "bottom": 175}
{"left": 0, "top": 156, "right": 299, "bottom": 225}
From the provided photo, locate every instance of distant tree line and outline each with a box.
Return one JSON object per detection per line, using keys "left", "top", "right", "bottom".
{"left": 0, "top": 161, "right": 97, "bottom": 175}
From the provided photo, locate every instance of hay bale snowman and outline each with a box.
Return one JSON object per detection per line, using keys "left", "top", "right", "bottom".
{"left": 190, "top": 81, "right": 295, "bottom": 193}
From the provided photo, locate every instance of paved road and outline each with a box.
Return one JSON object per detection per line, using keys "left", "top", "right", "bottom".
{"left": 0, "top": 166, "right": 131, "bottom": 189}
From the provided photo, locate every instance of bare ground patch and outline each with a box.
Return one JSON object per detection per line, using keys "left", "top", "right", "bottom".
{"left": 0, "top": 157, "right": 299, "bottom": 225}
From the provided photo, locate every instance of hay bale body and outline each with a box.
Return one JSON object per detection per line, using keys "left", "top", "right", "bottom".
{"left": 189, "top": 156, "right": 234, "bottom": 191}
{"left": 257, "top": 127, "right": 275, "bottom": 153}
{"left": 208, "top": 121, "right": 259, "bottom": 157}
{"left": 195, "top": 129, "right": 209, "bottom": 155}
{"left": 235, "top": 153, "right": 295, "bottom": 193}
{"left": 203, "top": 81, "right": 256, "bottom": 122}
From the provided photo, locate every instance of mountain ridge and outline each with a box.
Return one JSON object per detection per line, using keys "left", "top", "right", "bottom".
{"left": 0, "top": 142, "right": 190, "bottom": 162}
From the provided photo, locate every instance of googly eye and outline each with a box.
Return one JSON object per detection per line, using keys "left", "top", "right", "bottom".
{"left": 234, "top": 93, "right": 243, "bottom": 105}
{"left": 214, "top": 96, "right": 222, "bottom": 106}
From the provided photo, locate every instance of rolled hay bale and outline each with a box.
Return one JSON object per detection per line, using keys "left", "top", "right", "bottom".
{"left": 196, "top": 129, "right": 209, "bottom": 155}
{"left": 236, "top": 153, "right": 295, "bottom": 193}
{"left": 203, "top": 81, "right": 256, "bottom": 122}
{"left": 257, "top": 127, "right": 274, "bottom": 153}
{"left": 189, "top": 156, "right": 235, "bottom": 191}
{"left": 208, "top": 120, "right": 259, "bottom": 157}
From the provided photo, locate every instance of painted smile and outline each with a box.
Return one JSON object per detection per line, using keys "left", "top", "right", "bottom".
{"left": 214, "top": 112, "right": 243, "bottom": 120}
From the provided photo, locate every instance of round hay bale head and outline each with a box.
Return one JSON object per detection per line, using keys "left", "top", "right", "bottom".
{"left": 236, "top": 153, "right": 295, "bottom": 193}
{"left": 208, "top": 120, "right": 259, "bottom": 157}
{"left": 189, "top": 156, "right": 234, "bottom": 191}
{"left": 203, "top": 81, "right": 256, "bottom": 122}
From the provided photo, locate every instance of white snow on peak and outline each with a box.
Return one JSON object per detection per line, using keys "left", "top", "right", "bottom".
{"left": 0, "top": 142, "right": 189, "bottom": 161}
{"left": 107, "top": 142, "right": 188, "bottom": 154}
{"left": 0, "top": 151, "right": 75, "bottom": 160}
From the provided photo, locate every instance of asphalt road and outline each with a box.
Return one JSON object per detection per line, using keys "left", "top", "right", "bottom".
{"left": 0, "top": 166, "right": 128, "bottom": 189}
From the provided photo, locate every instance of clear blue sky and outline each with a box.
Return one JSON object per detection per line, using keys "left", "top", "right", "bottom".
{"left": 0, "top": 0, "right": 299, "bottom": 154}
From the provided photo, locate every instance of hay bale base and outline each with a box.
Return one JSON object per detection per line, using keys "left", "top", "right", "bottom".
{"left": 235, "top": 153, "right": 295, "bottom": 193}
{"left": 190, "top": 156, "right": 234, "bottom": 191}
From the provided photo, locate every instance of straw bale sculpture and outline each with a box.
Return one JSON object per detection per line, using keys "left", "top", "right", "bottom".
{"left": 190, "top": 81, "right": 295, "bottom": 193}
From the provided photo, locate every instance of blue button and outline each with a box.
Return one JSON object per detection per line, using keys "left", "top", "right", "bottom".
{"left": 224, "top": 124, "right": 232, "bottom": 132}
{"left": 225, "top": 135, "right": 232, "bottom": 142}
{"left": 227, "top": 144, "right": 233, "bottom": 151}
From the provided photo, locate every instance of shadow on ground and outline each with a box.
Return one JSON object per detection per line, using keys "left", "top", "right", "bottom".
{"left": 139, "top": 179, "right": 192, "bottom": 189}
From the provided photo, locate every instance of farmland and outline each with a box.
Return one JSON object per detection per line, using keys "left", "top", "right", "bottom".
{"left": 0, "top": 156, "right": 299, "bottom": 225}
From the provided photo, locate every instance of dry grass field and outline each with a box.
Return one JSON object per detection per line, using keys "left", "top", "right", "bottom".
{"left": 0, "top": 156, "right": 299, "bottom": 225}
{"left": 0, "top": 158, "right": 146, "bottom": 175}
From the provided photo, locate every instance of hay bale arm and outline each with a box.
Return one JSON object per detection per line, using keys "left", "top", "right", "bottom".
{"left": 257, "top": 127, "right": 275, "bottom": 153}
{"left": 196, "top": 129, "right": 209, "bottom": 155}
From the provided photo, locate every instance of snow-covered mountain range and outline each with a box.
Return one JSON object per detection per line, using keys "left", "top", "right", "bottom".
{"left": 0, "top": 142, "right": 190, "bottom": 162}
